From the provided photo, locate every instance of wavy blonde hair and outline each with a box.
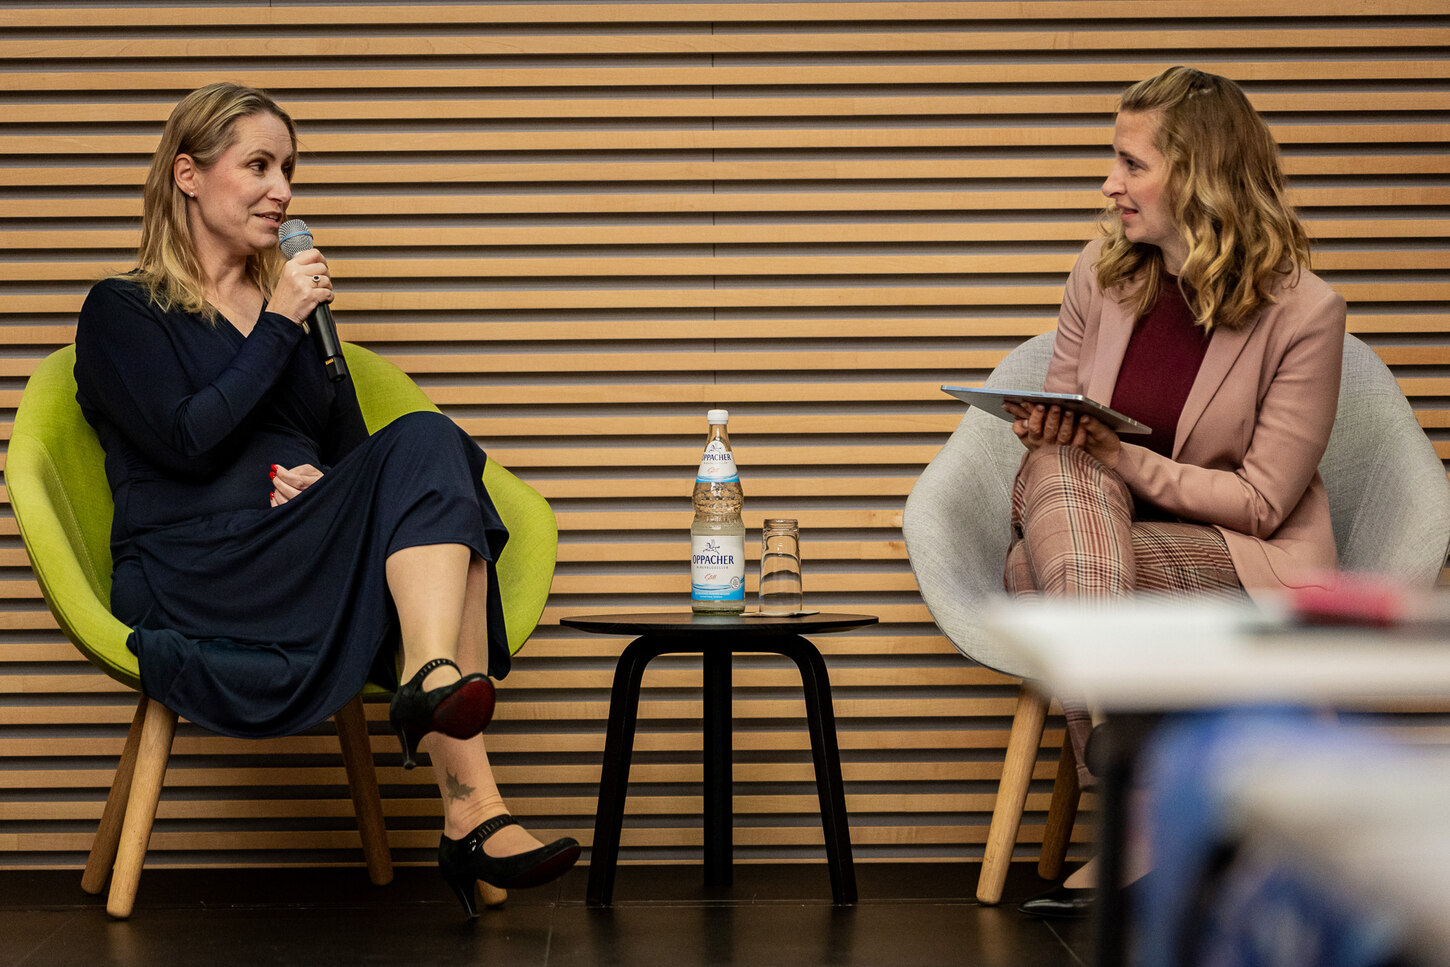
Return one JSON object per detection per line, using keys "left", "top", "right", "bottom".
{"left": 1095, "top": 66, "right": 1311, "bottom": 332}
{"left": 129, "top": 83, "right": 297, "bottom": 320}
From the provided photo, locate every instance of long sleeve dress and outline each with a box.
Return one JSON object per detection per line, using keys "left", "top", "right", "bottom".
{"left": 73, "top": 275, "right": 511, "bottom": 738}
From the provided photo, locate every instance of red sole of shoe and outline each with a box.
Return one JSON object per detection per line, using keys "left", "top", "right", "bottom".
{"left": 495, "top": 843, "right": 581, "bottom": 890}
{"left": 432, "top": 679, "right": 496, "bottom": 739}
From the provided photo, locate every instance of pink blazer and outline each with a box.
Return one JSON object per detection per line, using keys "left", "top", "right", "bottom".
{"left": 1044, "top": 240, "right": 1348, "bottom": 596}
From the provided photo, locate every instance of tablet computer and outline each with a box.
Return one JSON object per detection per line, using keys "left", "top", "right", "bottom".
{"left": 941, "top": 385, "right": 1152, "bottom": 435}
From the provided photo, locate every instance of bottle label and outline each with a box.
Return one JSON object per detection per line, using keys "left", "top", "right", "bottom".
{"left": 691, "top": 534, "right": 745, "bottom": 601}
{"left": 695, "top": 440, "right": 739, "bottom": 483}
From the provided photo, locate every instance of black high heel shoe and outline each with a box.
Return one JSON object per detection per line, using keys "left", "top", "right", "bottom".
{"left": 439, "top": 814, "right": 581, "bottom": 918}
{"left": 389, "top": 657, "right": 496, "bottom": 769}
{"left": 1017, "top": 883, "right": 1095, "bottom": 919}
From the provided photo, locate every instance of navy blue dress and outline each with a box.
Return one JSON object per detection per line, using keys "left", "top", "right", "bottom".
{"left": 73, "top": 276, "right": 510, "bottom": 738}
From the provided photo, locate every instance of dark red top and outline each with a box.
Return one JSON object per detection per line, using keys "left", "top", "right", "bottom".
{"left": 1109, "top": 279, "right": 1211, "bottom": 459}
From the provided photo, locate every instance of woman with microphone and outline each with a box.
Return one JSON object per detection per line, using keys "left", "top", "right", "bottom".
{"left": 73, "top": 82, "right": 577, "bottom": 916}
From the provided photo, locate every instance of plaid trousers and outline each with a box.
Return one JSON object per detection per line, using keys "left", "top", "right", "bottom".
{"left": 1003, "top": 444, "right": 1244, "bottom": 784}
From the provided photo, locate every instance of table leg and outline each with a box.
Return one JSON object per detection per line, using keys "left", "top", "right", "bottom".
{"left": 587, "top": 635, "right": 669, "bottom": 907}
{"left": 1091, "top": 714, "right": 1154, "bottom": 967}
{"left": 582, "top": 622, "right": 864, "bottom": 907}
{"left": 703, "top": 646, "right": 733, "bottom": 887}
{"left": 779, "top": 635, "right": 857, "bottom": 904}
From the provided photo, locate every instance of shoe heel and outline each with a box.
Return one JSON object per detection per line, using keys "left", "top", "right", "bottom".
{"left": 445, "top": 873, "right": 478, "bottom": 918}
{"left": 395, "top": 725, "right": 419, "bottom": 770}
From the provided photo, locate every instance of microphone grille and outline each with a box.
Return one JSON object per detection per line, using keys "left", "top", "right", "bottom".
{"left": 277, "top": 218, "right": 314, "bottom": 259}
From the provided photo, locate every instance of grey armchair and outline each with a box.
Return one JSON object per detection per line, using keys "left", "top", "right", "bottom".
{"left": 904, "top": 330, "right": 1450, "bottom": 904}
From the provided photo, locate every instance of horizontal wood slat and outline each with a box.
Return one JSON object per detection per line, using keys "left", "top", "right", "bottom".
{"left": 5, "top": 220, "right": 1450, "bottom": 252}
{"left": 11, "top": 130, "right": 1450, "bottom": 157}
{"left": 8, "top": 60, "right": 1450, "bottom": 92}
{"left": 8, "top": 282, "right": 1447, "bottom": 317}
{"left": 9, "top": 151, "right": 1450, "bottom": 182}
{"left": 3, "top": 91, "right": 1445, "bottom": 125}
{"left": 1, "top": 2, "right": 1443, "bottom": 27}
{"left": 13, "top": 248, "right": 1450, "bottom": 280}
{"left": 7, "top": 312, "right": 1450, "bottom": 349}
{"left": 5, "top": 29, "right": 1450, "bottom": 60}
{"left": 1, "top": 1, "right": 1445, "bottom": 875}
{"left": 10, "top": 187, "right": 1447, "bottom": 220}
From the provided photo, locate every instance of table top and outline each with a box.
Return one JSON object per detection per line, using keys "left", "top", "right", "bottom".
{"left": 560, "top": 611, "right": 878, "bottom": 637}
{"left": 983, "top": 597, "right": 1450, "bottom": 711}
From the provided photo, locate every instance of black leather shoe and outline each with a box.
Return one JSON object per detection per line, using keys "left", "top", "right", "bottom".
{"left": 1017, "top": 884, "right": 1095, "bottom": 919}
{"left": 439, "top": 814, "right": 581, "bottom": 918}
{"left": 389, "top": 657, "right": 496, "bottom": 769}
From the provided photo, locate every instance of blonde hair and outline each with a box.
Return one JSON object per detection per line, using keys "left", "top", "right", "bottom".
{"left": 130, "top": 83, "right": 297, "bottom": 320}
{"left": 1095, "top": 66, "right": 1311, "bottom": 332}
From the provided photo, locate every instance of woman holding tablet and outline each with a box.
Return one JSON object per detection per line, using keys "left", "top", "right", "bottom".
{"left": 1003, "top": 67, "right": 1345, "bottom": 915}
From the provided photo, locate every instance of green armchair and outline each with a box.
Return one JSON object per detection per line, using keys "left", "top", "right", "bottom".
{"left": 7, "top": 342, "right": 556, "bottom": 918}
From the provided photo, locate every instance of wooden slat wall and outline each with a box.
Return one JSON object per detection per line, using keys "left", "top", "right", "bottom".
{"left": 1, "top": 2, "right": 1446, "bottom": 872}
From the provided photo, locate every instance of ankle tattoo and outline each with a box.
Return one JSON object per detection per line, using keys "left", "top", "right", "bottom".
{"left": 445, "top": 770, "right": 476, "bottom": 803}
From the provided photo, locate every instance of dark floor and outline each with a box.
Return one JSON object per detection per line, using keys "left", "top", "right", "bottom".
{"left": 0, "top": 861, "right": 1090, "bottom": 966}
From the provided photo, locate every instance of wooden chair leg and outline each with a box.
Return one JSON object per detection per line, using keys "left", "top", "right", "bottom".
{"left": 82, "top": 695, "right": 147, "bottom": 895}
{"left": 977, "top": 687, "right": 1048, "bottom": 905}
{"left": 1037, "top": 730, "right": 1081, "bottom": 881}
{"left": 107, "top": 698, "right": 176, "bottom": 919}
{"left": 334, "top": 696, "right": 393, "bottom": 886}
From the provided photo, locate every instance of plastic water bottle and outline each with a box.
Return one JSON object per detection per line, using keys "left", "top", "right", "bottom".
{"left": 691, "top": 409, "right": 745, "bottom": 613}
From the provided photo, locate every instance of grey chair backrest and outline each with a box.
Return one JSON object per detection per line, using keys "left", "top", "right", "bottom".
{"left": 1323, "top": 336, "right": 1450, "bottom": 585}
{"left": 904, "top": 331, "right": 1450, "bottom": 679}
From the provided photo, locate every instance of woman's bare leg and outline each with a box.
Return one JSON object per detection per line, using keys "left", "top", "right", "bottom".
{"left": 454, "top": 553, "right": 490, "bottom": 677}
{"left": 388, "top": 543, "right": 472, "bottom": 686}
{"left": 386, "top": 543, "right": 543, "bottom": 851}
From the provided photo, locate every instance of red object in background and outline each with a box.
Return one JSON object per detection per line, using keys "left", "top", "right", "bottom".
{"left": 1290, "top": 573, "right": 1409, "bottom": 628}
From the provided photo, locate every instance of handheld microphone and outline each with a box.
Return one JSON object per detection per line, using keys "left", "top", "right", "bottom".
{"left": 277, "top": 218, "right": 347, "bottom": 382}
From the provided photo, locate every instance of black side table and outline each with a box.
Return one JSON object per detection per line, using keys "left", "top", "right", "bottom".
{"left": 562, "top": 611, "right": 877, "bottom": 907}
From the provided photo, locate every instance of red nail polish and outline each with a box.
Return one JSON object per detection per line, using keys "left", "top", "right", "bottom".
{"left": 269, "top": 469, "right": 277, "bottom": 479}
{"left": 269, "top": 491, "right": 275, "bottom": 501}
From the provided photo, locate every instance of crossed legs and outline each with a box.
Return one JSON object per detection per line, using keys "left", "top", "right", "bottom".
{"left": 1006, "top": 444, "right": 1241, "bottom": 600}
{"left": 1003, "top": 445, "right": 1243, "bottom": 889}
{"left": 386, "top": 543, "right": 542, "bottom": 855}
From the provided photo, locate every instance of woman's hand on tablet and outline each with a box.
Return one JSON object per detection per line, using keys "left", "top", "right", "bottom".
{"left": 1073, "top": 416, "right": 1122, "bottom": 468}
{"left": 1007, "top": 402, "right": 1080, "bottom": 451}
{"left": 1006, "top": 403, "right": 1121, "bottom": 467}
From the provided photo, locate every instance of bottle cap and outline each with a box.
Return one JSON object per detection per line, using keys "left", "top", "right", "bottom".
{"left": 707, "top": 409, "right": 729, "bottom": 424}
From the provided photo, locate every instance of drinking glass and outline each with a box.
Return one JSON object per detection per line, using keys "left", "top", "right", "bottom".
{"left": 758, "top": 519, "right": 802, "bottom": 615}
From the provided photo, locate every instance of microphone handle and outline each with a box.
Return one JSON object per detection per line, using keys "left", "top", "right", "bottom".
{"left": 309, "top": 302, "right": 348, "bottom": 382}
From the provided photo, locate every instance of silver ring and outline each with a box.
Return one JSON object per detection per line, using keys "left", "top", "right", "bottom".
{"left": 312, "top": 276, "right": 321, "bottom": 283}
